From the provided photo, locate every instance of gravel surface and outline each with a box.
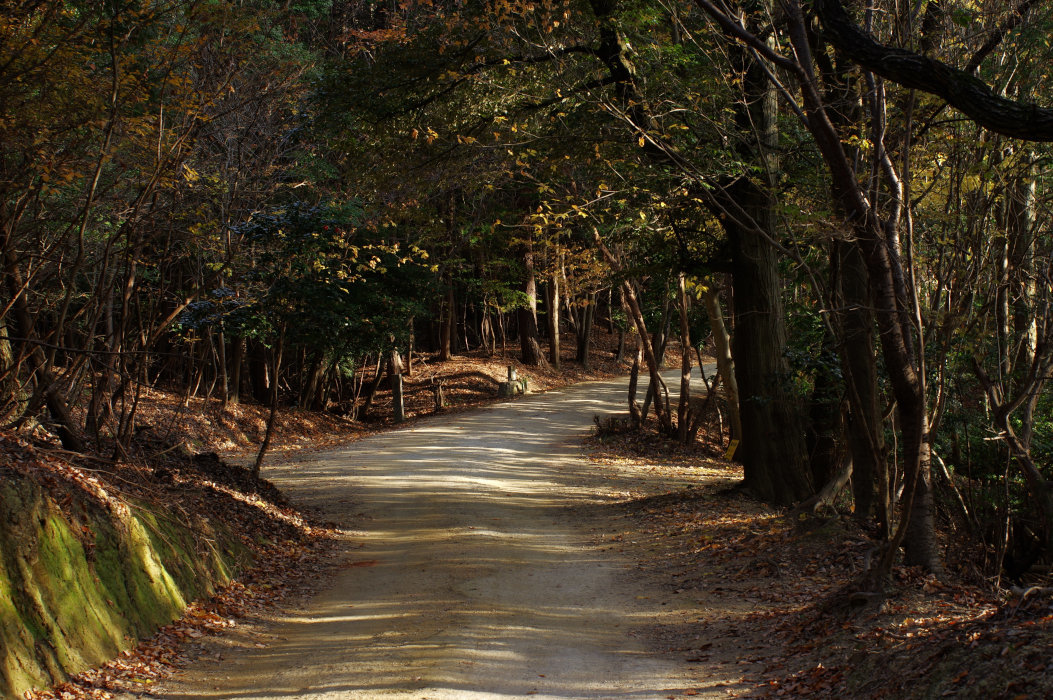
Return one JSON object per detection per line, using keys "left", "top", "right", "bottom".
{"left": 154, "top": 373, "right": 715, "bottom": 699}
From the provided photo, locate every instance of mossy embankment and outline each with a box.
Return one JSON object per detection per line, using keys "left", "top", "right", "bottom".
{"left": 0, "top": 434, "right": 268, "bottom": 698}
{"left": 0, "top": 462, "right": 251, "bottom": 697}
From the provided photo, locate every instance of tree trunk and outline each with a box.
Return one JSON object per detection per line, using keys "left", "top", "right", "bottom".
{"left": 359, "top": 354, "right": 386, "bottom": 418}
{"left": 519, "top": 234, "right": 547, "bottom": 367}
{"left": 627, "top": 336, "right": 643, "bottom": 425}
{"left": 722, "top": 183, "right": 811, "bottom": 503}
{"left": 806, "top": 325, "right": 842, "bottom": 489}
{"left": 700, "top": 283, "right": 742, "bottom": 442}
{"left": 229, "top": 335, "right": 244, "bottom": 404}
{"left": 545, "top": 274, "right": 561, "bottom": 369}
{"left": 252, "top": 327, "right": 285, "bottom": 486}
{"left": 676, "top": 273, "right": 692, "bottom": 444}
{"left": 777, "top": 9, "right": 939, "bottom": 574}
{"left": 575, "top": 291, "right": 596, "bottom": 368}
{"left": 595, "top": 232, "right": 672, "bottom": 434}
{"left": 302, "top": 352, "right": 325, "bottom": 410}
{"left": 217, "top": 329, "right": 229, "bottom": 407}
{"left": 710, "top": 40, "right": 811, "bottom": 505}
{"left": 835, "top": 240, "right": 887, "bottom": 529}
{"left": 3, "top": 250, "right": 84, "bottom": 451}
{"left": 439, "top": 279, "right": 454, "bottom": 361}
{"left": 248, "top": 339, "right": 270, "bottom": 404}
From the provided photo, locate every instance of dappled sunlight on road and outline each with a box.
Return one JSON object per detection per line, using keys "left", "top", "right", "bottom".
{"left": 159, "top": 372, "right": 708, "bottom": 699}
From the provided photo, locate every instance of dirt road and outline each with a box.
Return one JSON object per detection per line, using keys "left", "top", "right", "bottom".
{"left": 156, "top": 373, "right": 710, "bottom": 699}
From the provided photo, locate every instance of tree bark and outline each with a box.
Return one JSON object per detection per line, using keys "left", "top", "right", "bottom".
{"left": 700, "top": 283, "right": 741, "bottom": 442}
{"left": 676, "top": 273, "right": 692, "bottom": 444}
{"left": 439, "top": 278, "right": 454, "bottom": 361}
{"left": 627, "top": 335, "right": 643, "bottom": 425}
{"left": 813, "top": 0, "right": 1053, "bottom": 141}
{"left": 545, "top": 274, "right": 561, "bottom": 369}
{"left": 575, "top": 290, "right": 596, "bottom": 369}
{"left": 594, "top": 232, "right": 672, "bottom": 434}
{"left": 252, "top": 326, "right": 285, "bottom": 486}
{"left": 835, "top": 240, "right": 888, "bottom": 528}
{"left": 518, "top": 236, "right": 548, "bottom": 367}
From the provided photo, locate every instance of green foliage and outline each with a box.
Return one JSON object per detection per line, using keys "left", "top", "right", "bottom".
{"left": 180, "top": 203, "right": 431, "bottom": 359}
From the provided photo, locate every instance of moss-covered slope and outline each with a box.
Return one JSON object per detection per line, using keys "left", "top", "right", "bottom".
{"left": 0, "top": 463, "right": 249, "bottom": 697}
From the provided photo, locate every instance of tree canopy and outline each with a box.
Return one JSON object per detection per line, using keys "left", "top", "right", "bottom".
{"left": 4, "top": 0, "right": 1053, "bottom": 590}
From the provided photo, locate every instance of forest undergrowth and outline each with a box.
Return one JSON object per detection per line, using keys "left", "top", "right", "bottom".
{"left": 587, "top": 419, "right": 1053, "bottom": 699}
{"left": 11, "top": 341, "right": 633, "bottom": 699}
{"left": 10, "top": 338, "right": 1052, "bottom": 699}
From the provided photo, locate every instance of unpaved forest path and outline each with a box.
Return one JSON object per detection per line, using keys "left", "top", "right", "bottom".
{"left": 156, "top": 372, "right": 734, "bottom": 699}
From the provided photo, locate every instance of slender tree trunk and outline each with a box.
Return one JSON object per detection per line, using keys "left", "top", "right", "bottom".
{"left": 359, "top": 354, "right": 386, "bottom": 418}
{"left": 407, "top": 321, "right": 415, "bottom": 377}
{"left": 700, "top": 283, "right": 742, "bottom": 442}
{"left": 0, "top": 315, "right": 24, "bottom": 423}
{"left": 252, "top": 326, "right": 285, "bottom": 486}
{"left": 229, "top": 334, "right": 243, "bottom": 404}
{"left": 627, "top": 336, "right": 643, "bottom": 425}
{"left": 546, "top": 274, "right": 561, "bottom": 369}
{"left": 595, "top": 232, "right": 671, "bottom": 434}
{"left": 677, "top": 273, "right": 692, "bottom": 444}
{"left": 576, "top": 291, "right": 596, "bottom": 368}
{"left": 3, "top": 251, "right": 84, "bottom": 451}
{"left": 217, "top": 329, "right": 229, "bottom": 407}
{"left": 439, "top": 279, "right": 454, "bottom": 361}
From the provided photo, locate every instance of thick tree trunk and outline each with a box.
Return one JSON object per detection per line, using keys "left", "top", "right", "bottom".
{"left": 806, "top": 325, "right": 842, "bottom": 489}
{"left": 698, "top": 37, "right": 812, "bottom": 505}
{"left": 721, "top": 177, "right": 812, "bottom": 504}
{"left": 302, "top": 352, "right": 326, "bottom": 410}
{"left": 835, "top": 240, "right": 888, "bottom": 529}
{"left": 248, "top": 339, "right": 270, "bottom": 404}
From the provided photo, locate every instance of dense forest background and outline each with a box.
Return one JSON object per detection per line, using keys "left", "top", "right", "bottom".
{"left": 3, "top": 0, "right": 1053, "bottom": 592}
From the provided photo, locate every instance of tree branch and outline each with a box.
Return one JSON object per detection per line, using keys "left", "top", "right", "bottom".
{"left": 813, "top": 0, "right": 1053, "bottom": 141}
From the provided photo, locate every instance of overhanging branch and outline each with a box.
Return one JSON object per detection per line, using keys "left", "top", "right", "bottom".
{"left": 813, "top": 0, "right": 1053, "bottom": 141}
